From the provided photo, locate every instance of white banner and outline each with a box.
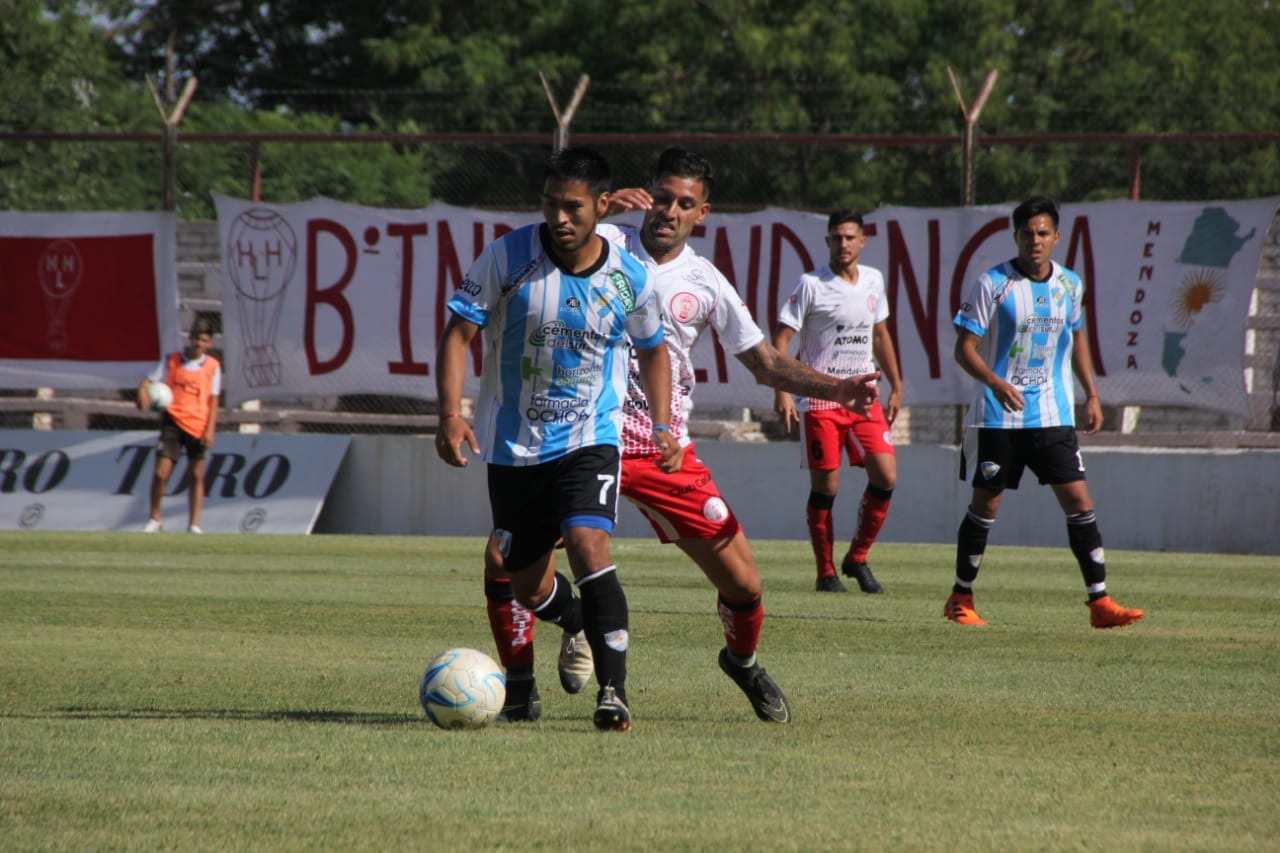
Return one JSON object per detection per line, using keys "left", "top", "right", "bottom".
{"left": 0, "top": 430, "right": 350, "bottom": 534}
{"left": 0, "top": 211, "right": 181, "bottom": 388}
{"left": 216, "top": 194, "right": 1278, "bottom": 415}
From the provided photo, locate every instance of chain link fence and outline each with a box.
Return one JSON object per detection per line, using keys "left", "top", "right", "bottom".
{"left": 2, "top": 131, "right": 1278, "bottom": 444}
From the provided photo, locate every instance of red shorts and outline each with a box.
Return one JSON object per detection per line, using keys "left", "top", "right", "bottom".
{"left": 801, "top": 404, "right": 895, "bottom": 471}
{"left": 621, "top": 443, "right": 742, "bottom": 544}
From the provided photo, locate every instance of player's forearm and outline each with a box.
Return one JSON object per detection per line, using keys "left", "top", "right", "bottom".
{"left": 739, "top": 343, "right": 842, "bottom": 400}
{"left": 635, "top": 346, "right": 672, "bottom": 426}
{"left": 435, "top": 320, "right": 475, "bottom": 412}
{"left": 873, "top": 331, "right": 903, "bottom": 392}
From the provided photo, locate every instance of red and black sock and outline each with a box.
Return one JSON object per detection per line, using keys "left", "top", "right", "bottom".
{"left": 848, "top": 484, "right": 893, "bottom": 562}
{"left": 806, "top": 490, "right": 837, "bottom": 577}
{"left": 716, "top": 594, "right": 764, "bottom": 661}
{"left": 484, "top": 577, "right": 535, "bottom": 674}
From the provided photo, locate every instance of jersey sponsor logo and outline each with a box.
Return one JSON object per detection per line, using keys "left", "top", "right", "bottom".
{"left": 681, "top": 268, "right": 707, "bottom": 287}
{"left": 1010, "top": 368, "right": 1051, "bottom": 387}
{"left": 552, "top": 363, "right": 603, "bottom": 385}
{"left": 526, "top": 393, "right": 590, "bottom": 423}
{"left": 502, "top": 256, "right": 542, "bottom": 295}
{"left": 667, "top": 291, "right": 700, "bottom": 324}
{"left": 564, "top": 295, "right": 583, "bottom": 313}
{"left": 833, "top": 334, "right": 869, "bottom": 345}
{"left": 529, "top": 321, "right": 604, "bottom": 351}
{"left": 1017, "top": 316, "right": 1064, "bottom": 334}
{"left": 608, "top": 270, "right": 636, "bottom": 312}
{"left": 458, "top": 275, "right": 481, "bottom": 297}
{"left": 668, "top": 470, "right": 712, "bottom": 497}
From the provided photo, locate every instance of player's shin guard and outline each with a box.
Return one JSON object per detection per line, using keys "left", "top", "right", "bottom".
{"left": 531, "top": 571, "right": 584, "bottom": 635}
{"left": 576, "top": 565, "right": 628, "bottom": 703}
{"left": 955, "top": 509, "right": 994, "bottom": 588}
{"left": 849, "top": 485, "right": 893, "bottom": 561}
{"left": 485, "top": 578, "right": 535, "bottom": 673}
{"left": 1066, "top": 511, "right": 1107, "bottom": 597}
{"left": 806, "top": 491, "right": 837, "bottom": 576}
{"left": 716, "top": 594, "right": 764, "bottom": 661}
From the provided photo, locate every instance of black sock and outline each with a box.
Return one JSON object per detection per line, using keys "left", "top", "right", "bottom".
{"left": 531, "top": 572, "right": 583, "bottom": 634}
{"left": 954, "top": 509, "right": 994, "bottom": 593}
{"left": 577, "top": 566, "right": 628, "bottom": 706}
{"left": 807, "top": 490, "right": 836, "bottom": 511}
{"left": 1067, "top": 511, "right": 1108, "bottom": 599}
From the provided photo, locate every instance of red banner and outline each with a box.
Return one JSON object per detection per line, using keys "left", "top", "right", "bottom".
{"left": 0, "top": 212, "right": 180, "bottom": 389}
{"left": 0, "top": 235, "right": 160, "bottom": 360}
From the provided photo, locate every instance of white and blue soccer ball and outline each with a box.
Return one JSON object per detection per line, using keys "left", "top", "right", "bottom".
{"left": 147, "top": 381, "right": 173, "bottom": 411}
{"left": 418, "top": 647, "right": 506, "bottom": 730}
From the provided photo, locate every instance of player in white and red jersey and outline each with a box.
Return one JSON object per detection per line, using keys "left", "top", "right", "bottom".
{"left": 773, "top": 210, "right": 903, "bottom": 595}
{"left": 482, "top": 149, "right": 881, "bottom": 724}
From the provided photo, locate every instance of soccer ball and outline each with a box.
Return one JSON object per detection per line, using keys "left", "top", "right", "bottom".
{"left": 148, "top": 381, "right": 173, "bottom": 411}
{"left": 418, "top": 647, "right": 506, "bottom": 730}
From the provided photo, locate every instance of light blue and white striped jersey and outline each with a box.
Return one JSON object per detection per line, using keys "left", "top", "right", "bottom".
{"left": 446, "top": 223, "right": 664, "bottom": 466}
{"left": 954, "top": 260, "right": 1084, "bottom": 429}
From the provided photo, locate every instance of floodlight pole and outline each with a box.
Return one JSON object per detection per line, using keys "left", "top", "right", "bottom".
{"left": 947, "top": 67, "right": 998, "bottom": 207}
{"left": 540, "top": 72, "right": 591, "bottom": 150}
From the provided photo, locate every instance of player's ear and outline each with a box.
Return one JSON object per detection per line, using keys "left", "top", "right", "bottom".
{"left": 595, "top": 191, "right": 611, "bottom": 218}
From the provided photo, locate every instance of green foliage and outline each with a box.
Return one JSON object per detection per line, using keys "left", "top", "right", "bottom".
{"left": 2, "top": 532, "right": 1278, "bottom": 849}
{"left": 176, "top": 106, "right": 441, "bottom": 216}
{"left": 7, "top": 0, "right": 1280, "bottom": 209}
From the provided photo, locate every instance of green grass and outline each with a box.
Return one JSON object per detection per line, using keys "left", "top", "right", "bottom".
{"left": 1, "top": 532, "right": 1277, "bottom": 851}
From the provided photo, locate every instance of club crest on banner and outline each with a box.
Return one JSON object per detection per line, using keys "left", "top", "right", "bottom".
{"left": 225, "top": 208, "right": 298, "bottom": 389}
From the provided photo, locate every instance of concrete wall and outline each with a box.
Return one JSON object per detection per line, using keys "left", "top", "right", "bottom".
{"left": 314, "top": 437, "right": 1280, "bottom": 556}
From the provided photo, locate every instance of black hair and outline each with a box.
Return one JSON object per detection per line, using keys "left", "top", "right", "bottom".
{"left": 190, "top": 317, "right": 215, "bottom": 338}
{"left": 1012, "top": 196, "right": 1060, "bottom": 230}
{"left": 544, "top": 146, "right": 612, "bottom": 197}
{"left": 826, "top": 209, "right": 864, "bottom": 233}
{"left": 652, "top": 148, "right": 714, "bottom": 199}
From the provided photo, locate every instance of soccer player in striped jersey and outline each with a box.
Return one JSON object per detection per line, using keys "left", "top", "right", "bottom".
{"left": 946, "top": 196, "right": 1143, "bottom": 629}
{"left": 436, "top": 146, "right": 680, "bottom": 731}
{"left": 480, "top": 149, "right": 881, "bottom": 724}
{"left": 773, "top": 211, "right": 903, "bottom": 594}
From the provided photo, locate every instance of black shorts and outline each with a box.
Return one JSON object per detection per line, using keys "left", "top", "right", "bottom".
{"left": 487, "top": 445, "right": 621, "bottom": 572}
{"left": 969, "top": 427, "right": 1085, "bottom": 491}
{"left": 156, "top": 413, "right": 206, "bottom": 462}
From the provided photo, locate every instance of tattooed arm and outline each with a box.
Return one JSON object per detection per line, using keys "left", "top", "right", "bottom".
{"left": 737, "top": 341, "right": 879, "bottom": 415}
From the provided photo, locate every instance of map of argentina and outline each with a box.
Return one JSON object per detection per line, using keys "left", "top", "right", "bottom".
{"left": 1162, "top": 207, "right": 1257, "bottom": 383}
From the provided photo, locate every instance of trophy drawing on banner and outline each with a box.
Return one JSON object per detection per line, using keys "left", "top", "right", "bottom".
{"left": 38, "top": 239, "right": 83, "bottom": 354}
{"left": 225, "top": 209, "right": 297, "bottom": 388}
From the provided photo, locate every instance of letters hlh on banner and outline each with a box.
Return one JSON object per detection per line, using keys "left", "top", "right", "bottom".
{"left": 0, "top": 211, "right": 182, "bottom": 389}
{"left": 217, "top": 194, "right": 1278, "bottom": 417}
{"left": 0, "top": 430, "right": 350, "bottom": 534}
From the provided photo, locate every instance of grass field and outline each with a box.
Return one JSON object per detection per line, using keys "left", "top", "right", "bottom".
{"left": 1, "top": 531, "right": 1277, "bottom": 851}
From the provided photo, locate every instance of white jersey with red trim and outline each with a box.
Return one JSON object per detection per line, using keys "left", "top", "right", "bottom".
{"left": 776, "top": 263, "right": 887, "bottom": 412}
{"left": 597, "top": 224, "right": 765, "bottom": 457}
